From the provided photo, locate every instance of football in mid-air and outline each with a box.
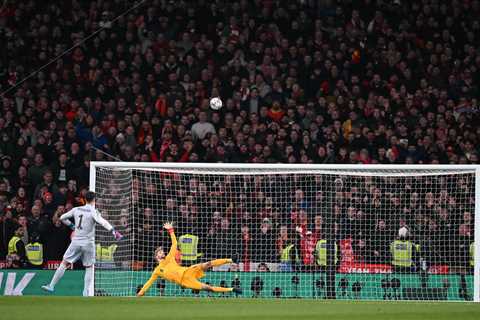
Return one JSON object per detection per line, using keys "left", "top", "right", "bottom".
{"left": 210, "top": 97, "right": 223, "bottom": 110}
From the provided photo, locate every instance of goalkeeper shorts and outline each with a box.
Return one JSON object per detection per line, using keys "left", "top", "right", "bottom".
{"left": 63, "top": 241, "right": 95, "bottom": 267}
{"left": 181, "top": 264, "right": 205, "bottom": 290}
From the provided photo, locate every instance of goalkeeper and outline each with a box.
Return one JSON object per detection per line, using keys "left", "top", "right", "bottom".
{"left": 137, "top": 222, "right": 235, "bottom": 296}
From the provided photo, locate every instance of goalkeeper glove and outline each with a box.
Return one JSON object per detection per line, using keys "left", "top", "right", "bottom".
{"left": 67, "top": 222, "right": 75, "bottom": 231}
{"left": 112, "top": 229, "right": 123, "bottom": 240}
{"left": 163, "top": 222, "right": 174, "bottom": 233}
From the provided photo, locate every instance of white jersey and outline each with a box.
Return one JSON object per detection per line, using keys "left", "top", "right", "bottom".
{"left": 60, "top": 204, "right": 113, "bottom": 243}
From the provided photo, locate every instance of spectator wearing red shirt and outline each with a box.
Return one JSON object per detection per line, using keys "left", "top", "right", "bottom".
{"left": 296, "top": 227, "right": 316, "bottom": 271}
{"left": 267, "top": 101, "right": 285, "bottom": 123}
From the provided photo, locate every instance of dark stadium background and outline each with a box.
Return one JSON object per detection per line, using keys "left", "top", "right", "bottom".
{"left": 0, "top": 0, "right": 478, "bottom": 308}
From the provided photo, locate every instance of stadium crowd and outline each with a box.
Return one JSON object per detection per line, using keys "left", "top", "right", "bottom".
{"left": 0, "top": 0, "right": 478, "bottom": 269}
{"left": 125, "top": 172, "right": 474, "bottom": 271}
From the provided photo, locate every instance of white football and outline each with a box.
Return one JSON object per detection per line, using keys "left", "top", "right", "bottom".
{"left": 210, "top": 97, "right": 223, "bottom": 110}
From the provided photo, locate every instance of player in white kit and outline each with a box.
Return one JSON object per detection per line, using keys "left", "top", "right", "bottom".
{"left": 41, "top": 191, "right": 122, "bottom": 296}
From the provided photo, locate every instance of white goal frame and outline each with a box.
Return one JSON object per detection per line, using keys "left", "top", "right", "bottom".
{"left": 90, "top": 162, "right": 480, "bottom": 302}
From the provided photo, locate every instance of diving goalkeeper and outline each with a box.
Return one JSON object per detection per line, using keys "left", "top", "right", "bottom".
{"left": 137, "top": 222, "right": 235, "bottom": 296}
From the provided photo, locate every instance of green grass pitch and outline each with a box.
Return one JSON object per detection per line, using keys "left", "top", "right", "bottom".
{"left": 1, "top": 296, "right": 479, "bottom": 320}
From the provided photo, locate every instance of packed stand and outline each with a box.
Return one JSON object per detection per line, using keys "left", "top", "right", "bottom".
{"left": 119, "top": 172, "right": 473, "bottom": 271}
{"left": 0, "top": 0, "right": 479, "bottom": 268}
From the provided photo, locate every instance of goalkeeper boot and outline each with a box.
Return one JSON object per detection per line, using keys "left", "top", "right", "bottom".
{"left": 41, "top": 285, "right": 54, "bottom": 293}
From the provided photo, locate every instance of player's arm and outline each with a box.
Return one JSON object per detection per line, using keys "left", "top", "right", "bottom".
{"left": 93, "top": 210, "right": 123, "bottom": 240}
{"left": 137, "top": 272, "right": 159, "bottom": 296}
{"left": 163, "top": 222, "right": 178, "bottom": 261}
{"left": 59, "top": 209, "right": 76, "bottom": 230}
{"left": 93, "top": 209, "right": 114, "bottom": 231}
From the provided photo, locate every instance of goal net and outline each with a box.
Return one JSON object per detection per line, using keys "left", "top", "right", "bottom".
{"left": 92, "top": 163, "right": 479, "bottom": 301}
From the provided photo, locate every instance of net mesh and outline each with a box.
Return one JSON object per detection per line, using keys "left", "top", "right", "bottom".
{"left": 94, "top": 165, "right": 476, "bottom": 300}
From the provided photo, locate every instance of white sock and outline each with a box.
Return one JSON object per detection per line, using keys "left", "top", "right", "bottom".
{"left": 50, "top": 263, "right": 66, "bottom": 288}
{"left": 83, "top": 267, "right": 94, "bottom": 296}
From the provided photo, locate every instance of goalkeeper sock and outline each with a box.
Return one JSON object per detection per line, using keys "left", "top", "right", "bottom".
{"left": 210, "top": 259, "right": 232, "bottom": 267}
{"left": 211, "top": 286, "right": 233, "bottom": 293}
{"left": 83, "top": 267, "right": 94, "bottom": 296}
{"left": 49, "top": 263, "right": 66, "bottom": 288}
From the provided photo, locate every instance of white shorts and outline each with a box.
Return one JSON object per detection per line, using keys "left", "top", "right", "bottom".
{"left": 63, "top": 241, "right": 95, "bottom": 267}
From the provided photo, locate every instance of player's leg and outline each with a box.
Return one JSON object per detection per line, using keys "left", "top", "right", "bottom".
{"left": 199, "top": 258, "right": 233, "bottom": 271}
{"left": 41, "top": 260, "right": 70, "bottom": 292}
{"left": 181, "top": 263, "right": 234, "bottom": 293}
{"left": 82, "top": 265, "right": 94, "bottom": 296}
{"left": 42, "top": 243, "right": 80, "bottom": 292}
{"left": 183, "top": 275, "right": 233, "bottom": 293}
{"left": 200, "top": 283, "right": 233, "bottom": 293}
{"left": 81, "top": 242, "right": 96, "bottom": 296}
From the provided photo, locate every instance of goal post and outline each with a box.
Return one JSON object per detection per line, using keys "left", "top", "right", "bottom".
{"left": 90, "top": 162, "right": 480, "bottom": 301}
{"left": 475, "top": 168, "right": 480, "bottom": 302}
